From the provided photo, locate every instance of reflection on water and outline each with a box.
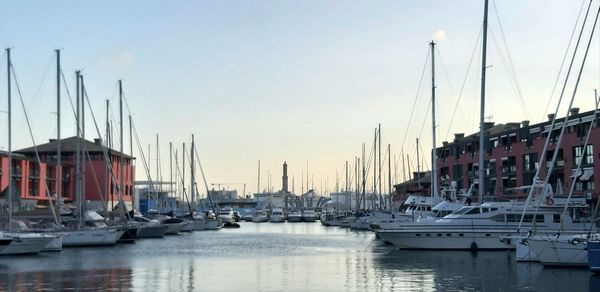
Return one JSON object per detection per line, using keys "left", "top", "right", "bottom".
{"left": 0, "top": 222, "right": 594, "bottom": 291}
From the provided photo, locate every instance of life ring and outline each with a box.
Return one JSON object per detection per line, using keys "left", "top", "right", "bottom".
{"left": 546, "top": 198, "right": 555, "bottom": 206}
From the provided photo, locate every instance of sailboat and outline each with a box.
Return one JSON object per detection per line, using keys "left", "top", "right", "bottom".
{"left": 59, "top": 73, "right": 123, "bottom": 247}
{"left": 0, "top": 48, "right": 62, "bottom": 254}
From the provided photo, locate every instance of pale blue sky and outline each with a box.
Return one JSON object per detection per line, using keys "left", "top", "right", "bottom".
{"left": 0, "top": 0, "right": 597, "bottom": 195}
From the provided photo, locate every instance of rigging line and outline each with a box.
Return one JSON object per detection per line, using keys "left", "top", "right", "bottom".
{"left": 543, "top": 0, "right": 587, "bottom": 122}
{"left": 171, "top": 144, "right": 194, "bottom": 215}
{"left": 417, "top": 97, "right": 432, "bottom": 140}
{"left": 400, "top": 49, "right": 430, "bottom": 152}
{"left": 131, "top": 118, "right": 158, "bottom": 197}
{"left": 192, "top": 144, "right": 217, "bottom": 212}
{"left": 491, "top": 0, "right": 531, "bottom": 120}
{"left": 445, "top": 25, "right": 483, "bottom": 141}
{"left": 10, "top": 62, "right": 59, "bottom": 226}
{"left": 417, "top": 142, "right": 430, "bottom": 171}
{"left": 518, "top": 0, "right": 596, "bottom": 230}
{"left": 489, "top": 30, "right": 531, "bottom": 119}
{"left": 558, "top": 90, "right": 599, "bottom": 232}
{"left": 32, "top": 53, "right": 54, "bottom": 101}
{"left": 60, "top": 70, "right": 77, "bottom": 120}
{"left": 83, "top": 87, "right": 129, "bottom": 218}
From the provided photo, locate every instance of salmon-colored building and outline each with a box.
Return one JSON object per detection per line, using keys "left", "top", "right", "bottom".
{"left": 0, "top": 136, "right": 134, "bottom": 211}
{"left": 435, "top": 108, "right": 598, "bottom": 200}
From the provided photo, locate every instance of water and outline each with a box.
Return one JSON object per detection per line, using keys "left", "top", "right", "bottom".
{"left": 0, "top": 222, "right": 596, "bottom": 291}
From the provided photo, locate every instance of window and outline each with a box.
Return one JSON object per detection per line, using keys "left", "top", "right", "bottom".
{"left": 466, "top": 208, "right": 481, "bottom": 215}
{"left": 573, "top": 145, "right": 594, "bottom": 167}
{"left": 523, "top": 153, "right": 538, "bottom": 172}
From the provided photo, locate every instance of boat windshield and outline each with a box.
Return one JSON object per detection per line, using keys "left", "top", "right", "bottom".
{"left": 454, "top": 207, "right": 472, "bottom": 215}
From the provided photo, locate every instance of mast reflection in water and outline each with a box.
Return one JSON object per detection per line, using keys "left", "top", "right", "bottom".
{"left": 0, "top": 223, "right": 594, "bottom": 291}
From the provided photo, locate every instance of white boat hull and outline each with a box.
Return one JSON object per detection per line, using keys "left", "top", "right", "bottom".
{"left": 183, "top": 220, "right": 205, "bottom": 231}
{"left": 164, "top": 223, "right": 187, "bottom": 235}
{"left": 252, "top": 216, "right": 269, "bottom": 223}
{"left": 376, "top": 229, "right": 515, "bottom": 250}
{"left": 61, "top": 229, "right": 123, "bottom": 247}
{"left": 527, "top": 236, "right": 588, "bottom": 266}
{"left": 43, "top": 236, "right": 63, "bottom": 252}
{"left": 270, "top": 215, "right": 285, "bottom": 223}
{"left": 1, "top": 233, "right": 57, "bottom": 255}
{"left": 350, "top": 219, "right": 372, "bottom": 230}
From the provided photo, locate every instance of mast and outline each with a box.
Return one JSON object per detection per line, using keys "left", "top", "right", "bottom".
{"left": 56, "top": 50, "right": 61, "bottom": 208}
{"left": 388, "top": 144, "right": 392, "bottom": 207}
{"left": 191, "top": 135, "right": 195, "bottom": 210}
{"left": 129, "top": 115, "right": 134, "bottom": 210}
{"left": 182, "top": 143, "right": 186, "bottom": 207}
{"left": 416, "top": 138, "right": 421, "bottom": 189}
{"left": 478, "top": 0, "right": 489, "bottom": 203}
{"left": 373, "top": 128, "right": 377, "bottom": 198}
{"left": 80, "top": 75, "right": 86, "bottom": 213}
{"left": 170, "top": 142, "right": 173, "bottom": 198}
{"left": 6, "top": 49, "right": 12, "bottom": 229}
{"left": 106, "top": 99, "right": 111, "bottom": 210}
{"left": 257, "top": 160, "right": 260, "bottom": 193}
{"left": 119, "top": 80, "right": 125, "bottom": 212}
{"left": 75, "top": 70, "right": 82, "bottom": 227}
{"left": 345, "top": 160, "right": 349, "bottom": 192}
{"left": 430, "top": 41, "right": 438, "bottom": 199}
{"left": 378, "top": 124, "right": 382, "bottom": 208}
{"left": 155, "top": 134, "right": 159, "bottom": 197}
{"left": 361, "top": 143, "right": 366, "bottom": 209}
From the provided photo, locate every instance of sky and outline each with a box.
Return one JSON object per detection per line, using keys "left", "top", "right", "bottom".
{"left": 0, "top": 0, "right": 599, "bottom": 196}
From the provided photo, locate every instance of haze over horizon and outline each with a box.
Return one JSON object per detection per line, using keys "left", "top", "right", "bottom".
{"left": 1, "top": 0, "right": 599, "bottom": 196}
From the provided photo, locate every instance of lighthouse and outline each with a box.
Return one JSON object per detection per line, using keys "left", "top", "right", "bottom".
{"left": 282, "top": 161, "right": 289, "bottom": 193}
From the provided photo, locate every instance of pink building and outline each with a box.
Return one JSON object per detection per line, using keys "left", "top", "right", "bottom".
{"left": 0, "top": 136, "right": 134, "bottom": 210}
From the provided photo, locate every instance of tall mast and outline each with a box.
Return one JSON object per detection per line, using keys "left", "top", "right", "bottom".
{"left": 129, "top": 114, "right": 134, "bottom": 210}
{"left": 191, "top": 135, "right": 195, "bottom": 210}
{"left": 430, "top": 41, "right": 438, "bottom": 198}
{"left": 378, "top": 124, "right": 382, "bottom": 208}
{"left": 388, "top": 144, "right": 392, "bottom": 207}
{"left": 182, "top": 143, "right": 186, "bottom": 204}
{"left": 75, "top": 70, "right": 82, "bottom": 227}
{"left": 119, "top": 80, "right": 124, "bottom": 212}
{"left": 170, "top": 142, "right": 173, "bottom": 197}
{"left": 6, "top": 49, "right": 12, "bottom": 229}
{"left": 56, "top": 50, "right": 61, "bottom": 207}
{"left": 155, "top": 134, "right": 159, "bottom": 194}
{"left": 257, "top": 160, "right": 261, "bottom": 193}
{"left": 373, "top": 128, "right": 377, "bottom": 196}
{"left": 80, "top": 75, "right": 86, "bottom": 213}
{"left": 106, "top": 99, "right": 111, "bottom": 210}
{"left": 345, "top": 160, "right": 349, "bottom": 192}
{"left": 361, "top": 143, "right": 366, "bottom": 209}
{"left": 416, "top": 138, "right": 421, "bottom": 189}
{"left": 478, "top": 0, "right": 489, "bottom": 203}
{"left": 81, "top": 76, "right": 85, "bottom": 141}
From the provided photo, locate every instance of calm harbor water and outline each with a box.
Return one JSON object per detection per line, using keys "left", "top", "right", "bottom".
{"left": 0, "top": 222, "right": 596, "bottom": 291}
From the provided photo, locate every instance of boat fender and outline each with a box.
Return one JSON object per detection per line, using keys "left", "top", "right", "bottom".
{"left": 569, "top": 238, "right": 581, "bottom": 245}
{"left": 470, "top": 242, "right": 478, "bottom": 251}
{"left": 546, "top": 198, "right": 554, "bottom": 206}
